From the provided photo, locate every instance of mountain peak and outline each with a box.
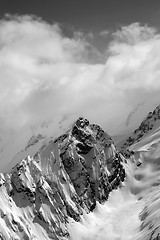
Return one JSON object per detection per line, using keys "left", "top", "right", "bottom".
{"left": 0, "top": 118, "right": 125, "bottom": 239}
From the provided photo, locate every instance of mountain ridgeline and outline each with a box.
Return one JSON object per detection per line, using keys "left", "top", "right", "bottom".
{"left": 0, "top": 117, "right": 125, "bottom": 239}
{"left": 120, "top": 105, "right": 160, "bottom": 152}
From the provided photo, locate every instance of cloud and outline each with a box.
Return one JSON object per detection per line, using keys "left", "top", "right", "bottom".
{"left": 100, "top": 30, "right": 110, "bottom": 37}
{"left": 108, "top": 23, "right": 160, "bottom": 94}
{"left": 0, "top": 15, "right": 88, "bottom": 127}
{"left": 112, "top": 22, "right": 156, "bottom": 44}
{"left": 0, "top": 17, "right": 160, "bottom": 137}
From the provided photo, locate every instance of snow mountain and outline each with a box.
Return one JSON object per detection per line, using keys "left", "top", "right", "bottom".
{"left": 0, "top": 117, "right": 125, "bottom": 239}
{"left": 2, "top": 110, "right": 160, "bottom": 240}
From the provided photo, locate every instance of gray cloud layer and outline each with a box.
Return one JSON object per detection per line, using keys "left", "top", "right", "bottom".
{"left": 0, "top": 17, "right": 160, "bottom": 135}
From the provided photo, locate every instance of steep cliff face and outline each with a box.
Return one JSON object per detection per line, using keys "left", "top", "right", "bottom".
{"left": 0, "top": 118, "right": 125, "bottom": 239}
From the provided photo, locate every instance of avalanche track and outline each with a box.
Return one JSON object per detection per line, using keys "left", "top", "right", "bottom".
{"left": 69, "top": 188, "right": 144, "bottom": 240}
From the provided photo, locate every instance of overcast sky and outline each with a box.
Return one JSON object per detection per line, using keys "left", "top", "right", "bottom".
{"left": 0, "top": 1, "right": 160, "bottom": 136}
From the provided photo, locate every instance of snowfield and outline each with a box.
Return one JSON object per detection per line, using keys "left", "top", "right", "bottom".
{"left": 68, "top": 189, "right": 143, "bottom": 240}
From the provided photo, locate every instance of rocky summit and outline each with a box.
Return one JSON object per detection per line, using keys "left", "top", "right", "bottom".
{"left": 0, "top": 117, "right": 125, "bottom": 239}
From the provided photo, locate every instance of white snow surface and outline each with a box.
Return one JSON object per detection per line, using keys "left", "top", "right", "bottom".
{"left": 68, "top": 189, "right": 143, "bottom": 240}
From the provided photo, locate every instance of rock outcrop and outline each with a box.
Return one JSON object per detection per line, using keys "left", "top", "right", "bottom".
{"left": 0, "top": 118, "right": 125, "bottom": 239}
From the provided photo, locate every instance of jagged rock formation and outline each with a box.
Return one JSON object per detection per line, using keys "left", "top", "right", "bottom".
{"left": 121, "top": 105, "right": 160, "bottom": 151}
{"left": 0, "top": 117, "right": 125, "bottom": 239}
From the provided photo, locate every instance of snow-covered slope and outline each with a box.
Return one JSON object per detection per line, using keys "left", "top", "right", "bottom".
{"left": 126, "top": 129, "right": 160, "bottom": 239}
{"left": 0, "top": 117, "right": 126, "bottom": 239}
{"left": 118, "top": 105, "right": 160, "bottom": 151}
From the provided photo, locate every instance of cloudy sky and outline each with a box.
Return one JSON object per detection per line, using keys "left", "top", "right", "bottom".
{"left": 1, "top": 0, "right": 160, "bottom": 137}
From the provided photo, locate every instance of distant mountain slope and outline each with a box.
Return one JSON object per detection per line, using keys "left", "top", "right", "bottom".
{"left": 119, "top": 105, "right": 160, "bottom": 151}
